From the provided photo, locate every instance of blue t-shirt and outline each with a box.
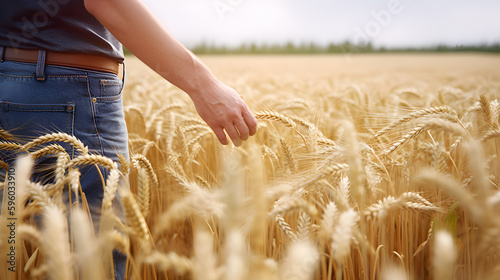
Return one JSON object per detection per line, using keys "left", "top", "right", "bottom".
{"left": 0, "top": 0, "right": 124, "bottom": 62}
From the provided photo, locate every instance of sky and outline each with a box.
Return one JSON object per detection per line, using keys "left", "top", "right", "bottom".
{"left": 142, "top": 0, "right": 500, "bottom": 48}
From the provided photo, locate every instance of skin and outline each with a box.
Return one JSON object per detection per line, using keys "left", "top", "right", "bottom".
{"left": 84, "top": 0, "right": 257, "bottom": 146}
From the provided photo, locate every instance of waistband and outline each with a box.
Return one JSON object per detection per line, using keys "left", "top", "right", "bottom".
{"left": 0, "top": 46, "right": 120, "bottom": 75}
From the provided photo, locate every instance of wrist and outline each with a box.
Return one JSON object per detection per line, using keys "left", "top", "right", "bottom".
{"left": 184, "top": 68, "right": 220, "bottom": 100}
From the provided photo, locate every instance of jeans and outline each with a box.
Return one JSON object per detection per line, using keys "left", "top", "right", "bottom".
{"left": 0, "top": 58, "right": 129, "bottom": 280}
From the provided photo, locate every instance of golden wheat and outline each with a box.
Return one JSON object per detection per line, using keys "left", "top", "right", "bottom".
{"left": 2, "top": 55, "right": 500, "bottom": 280}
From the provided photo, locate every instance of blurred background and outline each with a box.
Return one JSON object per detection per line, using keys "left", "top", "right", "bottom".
{"left": 141, "top": 0, "right": 500, "bottom": 54}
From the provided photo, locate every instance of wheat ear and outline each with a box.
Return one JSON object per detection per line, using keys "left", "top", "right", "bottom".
{"left": 255, "top": 110, "right": 309, "bottom": 144}
{"left": 102, "top": 169, "right": 120, "bottom": 209}
{"left": 137, "top": 167, "right": 151, "bottom": 217}
{"left": 255, "top": 110, "right": 298, "bottom": 129}
{"left": 0, "top": 140, "right": 23, "bottom": 150}
{"left": 146, "top": 103, "right": 183, "bottom": 129}
{"left": 18, "top": 224, "right": 42, "bottom": 246}
{"left": 270, "top": 196, "right": 318, "bottom": 218}
{"left": 300, "top": 163, "right": 349, "bottom": 188}
{"left": 481, "top": 129, "right": 500, "bottom": 142}
{"left": 0, "top": 128, "right": 14, "bottom": 139}
{"left": 143, "top": 251, "right": 193, "bottom": 275}
{"left": 384, "top": 125, "right": 425, "bottom": 154}
{"left": 280, "top": 138, "right": 297, "bottom": 172}
{"left": 0, "top": 159, "right": 8, "bottom": 170}
{"left": 381, "top": 266, "right": 408, "bottom": 280}
{"left": 320, "top": 201, "right": 339, "bottom": 238}
{"left": 432, "top": 230, "right": 457, "bottom": 280}
{"left": 71, "top": 207, "right": 105, "bottom": 279}
{"left": 66, "top": 154, "right": 117, "bottom": 170}
{"left": 297, "top": 212, "right": 313, "bottom": 241}
{"left": 193, "top": 227, "right": 219, "bottom": 280}
{"left": 280, "top": 240, "right": 319, "bottom": 280}
{"left": 119, "top": 188, "right": 150, "bottom": 241}
{"left": 42, "top": 205, "right": 73, "bottom": 280}
{"left": 99, "top": 230, "right": 130, "bottom": 255}
{"left": 132, "top": 154, "right": 158, "bottom": 189}
{"left": 373, "top": 106, "right": 457, "bottom": 138}
{"left": 331, "top": 208, "right": 359, "bottom": 264}
{"left": 26, "top": 182, "right": 53, "bottom": 209}
{"left": 23, "top": 132, "right": 88, "bottom": 155}
{"left": 479, "top": 94, "right": 495, "bottom": 128}
{"left": 275, "top": 215, "right": 298, "bottom": 241}
{"left": 416, "top": 169, "right": 483, "bottom": 224}
{"left": 30, "top": 144, "right": 67, "bottom": 159}
{"left": 118, "top": 154, "right": 130, "bottom": 176}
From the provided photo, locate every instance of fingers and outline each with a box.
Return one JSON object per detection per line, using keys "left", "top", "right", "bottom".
{"left": 196, "top": 87, "right": 258, "bottom": 146}
{"left": 242, "top": 108, "right": 258, "bottom": 136}
{"left": 221, "top": 105, "right": 258, "bottom": 146}
{"left": 224, "top": 124, "right": 242, "bottom": 147}
{"left": 212, "top": 126, "right": 229, "bottom": 145}
{"left": 225, "top": 105, "right": 258, "bottom": 146}
{"left": 234, "top": 118, "right": 250, "bottom": 141}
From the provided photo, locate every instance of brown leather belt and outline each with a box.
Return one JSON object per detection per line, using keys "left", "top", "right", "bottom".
{"left": 1, "top": 47, "right": 120, "bottom": 75}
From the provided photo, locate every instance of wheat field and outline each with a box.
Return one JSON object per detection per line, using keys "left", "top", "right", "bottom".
{"left": 1, "top": 54, "right": 500, "bottom": 280}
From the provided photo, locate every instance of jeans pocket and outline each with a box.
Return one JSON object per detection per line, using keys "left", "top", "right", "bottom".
{"left": 0, "top": 101, "right": 75, "bottom": 140}
{"left": 0, "top": 101, "right": 76, "bottom": 175}
{"left": 98, "top": 78, "right": 123, "bottom": 101}
{"left": 93, "top": 78, "right": 128, "bottom": 161}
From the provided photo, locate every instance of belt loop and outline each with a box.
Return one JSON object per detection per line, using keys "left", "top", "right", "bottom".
{"left": 0, "top": 46, "right": 5, "bottom": 62}
{"left": 36, "top": 50, "right": 46, "bottom": 81}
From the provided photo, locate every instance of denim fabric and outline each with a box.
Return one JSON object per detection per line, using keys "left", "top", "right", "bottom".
{"left": 0, "top": 59, "right": 129, "bottom": 280}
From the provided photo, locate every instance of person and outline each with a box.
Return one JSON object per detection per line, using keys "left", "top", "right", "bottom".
{"left": 0, "top": 0, "right": 257, "bottom": 279}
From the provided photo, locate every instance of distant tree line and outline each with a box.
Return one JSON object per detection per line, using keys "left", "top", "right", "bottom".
{"left": 123, "top": 41, "right": 500, "bottom": 56}
{"left": 190, "top": 41, "right": 500, "bottom": 55}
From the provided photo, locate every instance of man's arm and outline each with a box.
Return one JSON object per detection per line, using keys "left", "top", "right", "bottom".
{"left": 84, "top": 0, "right": 257, "bottom": 146}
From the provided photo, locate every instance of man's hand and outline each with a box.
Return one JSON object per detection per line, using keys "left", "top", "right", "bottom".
{"left": 190, "top": 80, "right": 257, "bottom": 146}
{"left": 85, "top": 0, "right": 258, "bottom": 146}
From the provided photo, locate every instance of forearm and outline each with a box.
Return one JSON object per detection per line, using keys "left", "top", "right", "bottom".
{"left": 84, "top": 0, "right": 258, "bottom": 146}
{"left": 84, "top": 0, "right": 215, "bottom": 98}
